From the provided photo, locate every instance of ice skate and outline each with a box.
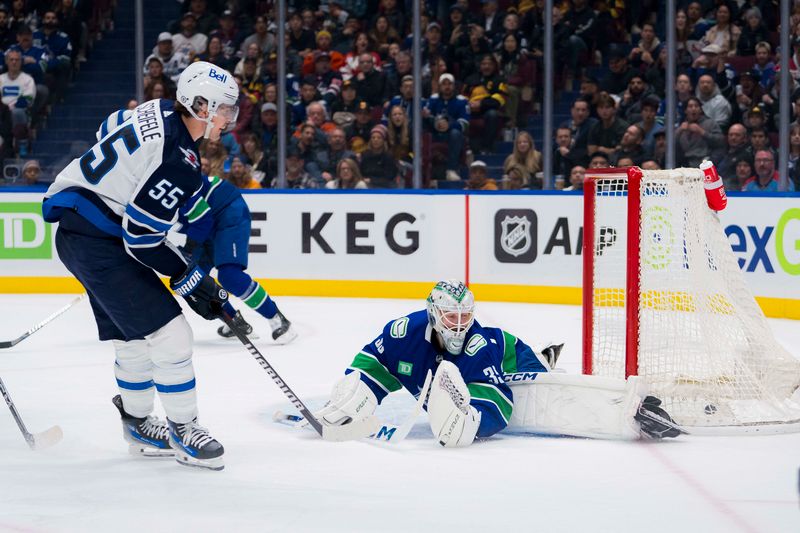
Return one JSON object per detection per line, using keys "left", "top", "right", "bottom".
{"left": 218, "top": 310, "right": 257, "bottom": 339}
{"left": 268, "top": 310, "right": 298, "bottom": 344}
{"left": 168, "top": 418, "right": 224, "bottom": 471}
{"left": 112, "top": 395, "right": 174, "bottom": 457}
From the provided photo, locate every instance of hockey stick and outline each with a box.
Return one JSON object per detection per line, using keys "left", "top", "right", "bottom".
{"left": 0, "top": 294, "right": 85, "bottom": 349}
{"left": 0, "top": 376, "right": 62, "bottom": 450}
{"left": 272, "top": 369, "right": 434, "bottom": 444}
{"left": 222, "top": 313, "right": 380, "bottom": 442}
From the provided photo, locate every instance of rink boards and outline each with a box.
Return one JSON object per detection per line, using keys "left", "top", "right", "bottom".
{"left": 0, "top": 189, "right": 798, "bottom": 319}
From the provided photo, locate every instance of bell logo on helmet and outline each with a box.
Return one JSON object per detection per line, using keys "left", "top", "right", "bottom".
{"left": 208, "top": 68, "right": 227, "bottom": 82}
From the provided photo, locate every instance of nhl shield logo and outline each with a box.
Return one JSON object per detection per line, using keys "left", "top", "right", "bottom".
{"left": 494, "top": 209, "right": 537, "bottom": 263}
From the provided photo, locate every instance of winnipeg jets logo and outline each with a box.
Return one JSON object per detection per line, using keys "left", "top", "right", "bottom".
{"left": 179, "top": 146, "right": 200, "bottom": 170}
{"left": 499, "top": 215, "right": 531, "bottom": 257}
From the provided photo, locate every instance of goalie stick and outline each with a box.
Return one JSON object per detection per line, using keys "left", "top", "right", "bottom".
{"left": 0, "top": 376, "right": 62, "bottom": 450}
{"left": 273, "top": 369, "right": 434, "bottom": 444}
{"left": 221, "top": 313, "right": 380, "bottom": 442}
{"left": 0, "top": 294, "right": 85, "bottom": 349}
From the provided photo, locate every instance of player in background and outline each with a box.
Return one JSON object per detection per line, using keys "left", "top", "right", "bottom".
{"left": 42, "top": 62, "right": 240, "bottom": 471}
{"left": 97, "top": 111, "right": 297, "bottom": 343}
{"left": 314, "top": 280, "right": 683, "bottom": 446}
{"left": 179, "top": 173, "right": 297, "bottom": 343}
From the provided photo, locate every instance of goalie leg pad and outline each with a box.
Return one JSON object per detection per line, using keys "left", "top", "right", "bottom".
{"left": 315, "top": 371, "right": 378, "bottom": 426}
{"left": 428, "top": 361, "right": 481, "bottom": 447}
{"left": 508, "top": 373, "right": 647, "bottom": 440}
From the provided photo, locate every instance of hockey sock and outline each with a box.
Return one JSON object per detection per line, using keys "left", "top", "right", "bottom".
{"left": 222, "top": 300, "right": 237, "bottom": 317}
{"left": 217, "top": 264, "right": 279, "bottom": 319}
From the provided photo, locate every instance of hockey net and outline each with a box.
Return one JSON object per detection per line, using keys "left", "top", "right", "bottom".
{"left": 582, "top": 167, "right": 800, "bottom": 434}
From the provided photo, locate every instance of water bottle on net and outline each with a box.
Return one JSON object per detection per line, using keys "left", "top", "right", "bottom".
{"left": 699, "top": 160, "right": 728, "bottom": 211}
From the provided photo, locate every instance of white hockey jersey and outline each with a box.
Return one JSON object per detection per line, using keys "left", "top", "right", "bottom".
{"left": 43, "top": 99, "right": 207, "bottom": 277}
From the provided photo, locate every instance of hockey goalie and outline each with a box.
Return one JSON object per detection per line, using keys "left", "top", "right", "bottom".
{"left": 315, "top": 280, "right": 683, "bottom": 447}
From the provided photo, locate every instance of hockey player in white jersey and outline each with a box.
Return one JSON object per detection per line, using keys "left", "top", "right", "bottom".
{"left": 42, "top": 62, "right": 240, "bottom": 471}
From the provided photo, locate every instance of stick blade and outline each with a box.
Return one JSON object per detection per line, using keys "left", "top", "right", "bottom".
{"left": 322, "top": 415, "right": 382, "bottom": 442}
{"left": 30, "top": 425, "right": 63, "bottom": 450}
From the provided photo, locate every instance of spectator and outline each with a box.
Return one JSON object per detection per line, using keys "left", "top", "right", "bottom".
{"left": 788, "top": 124, "right": 800, "bottom": 188}
{"left": 742, "top": 150, "right": 795, "bottom": 192}
{"left": 253, "top": 102, "right": 280, "bottom": 180}
{"left": 600, "top": 45, "right": 635, "bottom": 97}
{"left": 652, "top": 130, "right": 667, "bottom": 168}
{"left": 234, "top": 42, "right": 264, "bottom": 79}
{"left": 288, "top": 11, "right": 315, "bottom": 57}
{"left": 616, "top": 156, "right": 635, "bottom": 167}
{"left": 674, "top": 10, "right": 696, "bottom": 71}
{"left": 172, "top": 12, "right": 207, "bottom": 57}
{"left": 562, "top": 165, "right": 586, "bottom": 191}
{"left": 359, "top": 124, "right": 398, "bottom": 188}
{"left": 503, "top": 130, "right": 542, "bottom": 182}
{"left": 465, "top": 160, "right": 498, "bottom": 190}
{"left": 210, "top": 10, "right": 243, "bottom": 59}
{"left": 587, "top": 92, "right": 629, "bottom": 159}
{"left": 331, "top": 79, "right": 360, "bottom": 126}
{"left": 530, "top": 6, "right": 571, "bottom": 93}
{"left": 55, "top": 0, "right": 87, "bottom": 63}
{"left": 292, "top": 123, "right": 325, "bottom": 182}
{"left": 579, "top": 76, "right": 601, "bottom": 117}
{"left": 345, "top": 100, "right": 376, "bottom": 150}
{"left": 497, "top": 32, "right": 534, "bottom": 129}
{"left": 302, "top": 30, "right": 346, "bottom": 76}
{"left": 354, "top": 52, "right": 388, "bottom": 107}
{"left": 226, "top": 155, "right": 261, "bottom": 189}
{"left": 553, "top": 126, "right": 577, "bottom": 177}
{"left": 326, "top": 157, "right": 368, "bottom": 189}
{"left": 21, "top": 159, "right": 43, "bottom": 185}
{"left": 748, "top": 126, "right": 772, "bottom": 155}
{"left": 478, "top": 0, "right": 503, "bottom": 39}
{"left": 239, "top": 132, "right": 265, "bottom": 184}
{"left": 369, "top": 15, "right": 401, "bottom": 60}
{"left": 564, "top": 0, "right": 597, "bottom": 85}
{"left": 143, "top": 32, "right": 189, "bottom": 83}
{"left": 636, "top": 95, "right": 663, "bottom": 156}
{"left": 494, "top": 11, "right": 528, "bottom": 53}
{"left": 320, "top": 126, "right": 356, "bottom": 183}
{"left": 179, "top": 0, "right": 217, "bottom": 36}
{"left": 423, "top": 73, "right": 469, "bottom": 181}
{"left": 239, "top": 15, "right": 275, "bottom": 57}
{"left": 696, "top": 74, "right": 731, "bottom": 129}
{"left": 675, "top": 96, "right": 724, "bottom": 167}
{"left": 195, "top": 35, "right": 235, "bottom": 72}
{"left": 701, "top": 3, "right": 740, "bottom": 57}
{"left": 0, "top": 49, "right": 34, "bottom": 153}
{"left": 453, "top": 23, "right": 491, "bottom": 83}
{"left": 307, "top": 52, "right": 343, "bottom": 107}
{"left": 421, "top": 55, "right": 448, "bottom": 99}
{"left": 465, "top": 54, "right": 507, "bottom": 154}
{"left": 629, "top": 23, "right": 660, "bottom": 70}
{"left": 8, "top": 26, "right": 49, "bottom": 117}
{"left": 201, "top": 138, "right": 228, "bottom": 178}
{"left": 125, "top": 99, "right": 138, "bottom": 110}
{"left": 384, "top": 50, "right": 412, "bottom": 99}
{"left": 341, "top": 32, "right": 380, "bottom": 80}
{"left": 303, "top": 101, "right": 337, "bottom": 139}
{"left": 613, "top": 125, "right": 646, "bottom": 166}
{"left": 640, "top": 160, "right": 661, "bottom": 170}
{"left": 736, "top": 7, "right": 769, "bottom": 56}
{"left": 386, "top": 105, "right": 412, "bottom": 169}
{"left": 444, "top": 5, "right": 468, "bottom": 50}
{"left": 733, "top": 157, "right": 754, "bottom": 191}
{"left": 691, "top": 44, "right": 735, "bottom": 98}
{"left": 291, "top": 76, "right": 321, "bottom": 126}
{"left": 276, "top": 145, "right": 318, "bottom": 189}
{"left": 384, "top": 74, "right": 419, "bottom": 124}
{"left": 716, "top": 123, "right": 752, "bottom": 186}
{"left": 144, "top": 80, "right": 167, "bottom": 101}
{"left": 619, "top": 74, "right": 654, "bottom": 124}
{"left": 732, "top": 69, "right": 763, "bottom": 125}
{"left": 143, "top": 57, "right": 177, "bottom": 99}
{"left": 502, "top": 164, "right": 530, "bottom": 190}
{"left": 0, "top": 6, "right": 13, "bottom": 50}
{"left": 560, "top": 96, "right": 596, "bottom": 167}
{"left": 753, "top": 42, "right": 775, "bottom": 90}
{"left": 686, "top": 2, "right": 711, "bottom": 41}
{"left": 34, "top": 10, "right": 71, "bottom": 105}
{"left": 9, "top": 0, "right": 38, "bottom": 31}
{"left": 589, "top": 151, "right": 611, "bottom": 168}
{"left": 239, "top": 57, "right": 264, "bottom": 103}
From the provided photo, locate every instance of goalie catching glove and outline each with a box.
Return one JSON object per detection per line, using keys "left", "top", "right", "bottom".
{"left": 314, "top": 371, "right": 378, "bottom": 426}
{"left": 170, "top": 264, "right": 228, "bottom": 320}
{"left": 428, "top": 361, "right": 481, "bottom": 447}
{"left": 634, "top": 396, "right": 685, "bottom": 439}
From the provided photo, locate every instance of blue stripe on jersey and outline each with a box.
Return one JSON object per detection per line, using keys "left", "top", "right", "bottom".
{"left": 116, "top": 378, "right": 154, "bottom": 390}
{"left": 123, "top": 231, "right": 164, "bottom": 246}
{"left": 154, "top": 379, "right": 196, "bottom": 393}
{"left": 42, "top": 190, "right": 123, "bottom": 237}
{"left": 124, "top": 204, "right": 172, "bottom": 232}
{"left": 101, "top": 118, "right": 109, "bottom": 138}
{"left": 116, "top": 109, "right": 125, "bottom": 124}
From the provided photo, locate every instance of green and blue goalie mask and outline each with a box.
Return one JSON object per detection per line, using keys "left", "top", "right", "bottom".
{"left": 426, "top": 280, "right": 475, "bottom": 355}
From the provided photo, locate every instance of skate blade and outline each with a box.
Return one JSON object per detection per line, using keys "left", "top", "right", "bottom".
{"left": 222, "top": 332, "right": 260, "bottom": 340}
{"left": 273, "top": 327, "right": 298, "bottom": 345}
{"left": 128, "top": 443, "right": 175, "bottom": 457}
{"left": 174, "top": 452, "right": 224, "bottom": 471}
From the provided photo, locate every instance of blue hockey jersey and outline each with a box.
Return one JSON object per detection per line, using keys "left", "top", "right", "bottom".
{"left": 43, "top": 99, "right": 207, "bottom": 278}
{"left": 347, "top": 310, "right": 549, "bottom": 439}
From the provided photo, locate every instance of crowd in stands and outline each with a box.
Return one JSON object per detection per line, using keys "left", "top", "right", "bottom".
{"left": 0, "top": 0, "right": 109, "bottom": 171}
{"left": 3, "top": 0, "right": 799, "bottom": 194}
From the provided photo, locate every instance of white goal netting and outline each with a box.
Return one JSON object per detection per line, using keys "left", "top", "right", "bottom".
{"left": 585, "top": 168, "right": 800, "bottom": 432}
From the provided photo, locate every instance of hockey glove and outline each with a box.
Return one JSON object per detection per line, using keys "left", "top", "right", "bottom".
{"left": 635, "top": 396, "right": 685, "bottom": 439}
{"left": 170, "top": 264, "right": 228, "bottom": 320}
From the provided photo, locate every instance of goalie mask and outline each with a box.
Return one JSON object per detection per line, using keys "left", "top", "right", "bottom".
{"left": 176, "top": 61, "right": 240, "bottom": 139}
{"left": 426, "top": 280, "right": 475, "bottom": 355}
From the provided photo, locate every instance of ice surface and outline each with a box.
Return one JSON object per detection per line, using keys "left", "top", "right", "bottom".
{"left": 1, "top": 295, "right": 798, "bottom": 533}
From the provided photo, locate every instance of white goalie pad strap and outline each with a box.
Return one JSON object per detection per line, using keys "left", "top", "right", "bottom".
{"left": 507, "top": 372, "right": 647, "bottom": 440}
{"left": 428, "top": 361, "right": 481, "bottom": 447}
{"left": 315, "top": 371, "right": 378, "bottom": 426}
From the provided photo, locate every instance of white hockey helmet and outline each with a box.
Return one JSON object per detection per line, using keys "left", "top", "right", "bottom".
{"left": 176, "top": 61, "right": 239, "bottom": 139}
{"left": 426, "top": 280, "right": 475, "bottom": 355}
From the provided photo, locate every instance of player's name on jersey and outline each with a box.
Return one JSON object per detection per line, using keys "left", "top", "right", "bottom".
{"left": 137, "top": 100, "right": 162, "bottom": 142}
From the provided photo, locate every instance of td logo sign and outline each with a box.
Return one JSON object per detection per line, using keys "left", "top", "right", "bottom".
{"left": 0, "top": 203, "right": 52, "bottom": 259}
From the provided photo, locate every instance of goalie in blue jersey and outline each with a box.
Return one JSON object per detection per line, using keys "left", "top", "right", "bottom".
{"left": 315, "top": 280, "right": 683, "bottom": 446}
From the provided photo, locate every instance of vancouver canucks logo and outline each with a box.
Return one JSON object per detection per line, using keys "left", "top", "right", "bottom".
{"left": 179, "top": 146, "right": 200, "bottom": 170}
{"left": 500, "top": 215, "right": 531, "bottom": 257}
